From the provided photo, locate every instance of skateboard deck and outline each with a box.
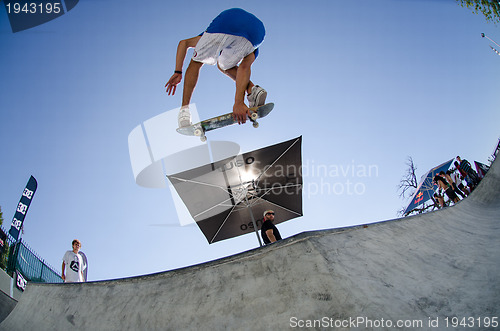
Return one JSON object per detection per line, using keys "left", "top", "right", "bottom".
{"left": 177, "top": 103, "right": 274, "bottom": 141}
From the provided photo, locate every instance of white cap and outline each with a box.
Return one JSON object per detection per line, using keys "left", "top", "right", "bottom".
{"left": 263, "top": 210, "right": 274, "bottom": 217}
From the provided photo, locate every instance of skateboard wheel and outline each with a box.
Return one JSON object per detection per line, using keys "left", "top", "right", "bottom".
{"left": 250, "top": 112, "right": 258, "bottom": 121}
{"left": 253, "top": 122, "right": 259, "bottom": 128}
{"left": 200, "top": 136, "right": 207, "bottom": 142}
{"left": 194, "top": 128, "right": 202, "bottom": 136}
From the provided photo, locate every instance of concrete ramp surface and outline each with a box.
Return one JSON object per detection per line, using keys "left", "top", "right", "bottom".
{"left": 1, "top": 158, "right": 499, "bottom": 330}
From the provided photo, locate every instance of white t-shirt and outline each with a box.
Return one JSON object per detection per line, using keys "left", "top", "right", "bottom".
{"left": 63, "top": 250, "right": 86, "bottom": 282}
{"left": 450, "top": 172, "right": 461, "bottom": 185}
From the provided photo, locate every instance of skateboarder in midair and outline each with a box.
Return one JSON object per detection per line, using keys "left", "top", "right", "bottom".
{"left": 165, "top": 8, "right": 268, "bottom": 128}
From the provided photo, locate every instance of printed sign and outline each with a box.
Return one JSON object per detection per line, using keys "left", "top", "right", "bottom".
{"left": 16, "top": 270, "right": 27, "bottom": 292}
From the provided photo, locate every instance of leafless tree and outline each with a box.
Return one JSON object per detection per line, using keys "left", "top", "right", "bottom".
{"left": 397, "top": 201, "right": 441, "bottom": 217}
{"left": 398, "top": 156, "right": 418, "bottom": 200}
{"left": 397, "top": 157, "right": 443, "bottom": 217}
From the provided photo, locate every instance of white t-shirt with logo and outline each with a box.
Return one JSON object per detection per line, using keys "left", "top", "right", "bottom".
{"left": 63, "top": 250, "right": 86, "bottom": 282}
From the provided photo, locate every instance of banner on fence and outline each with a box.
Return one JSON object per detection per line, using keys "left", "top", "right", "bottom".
{"left": 9, "top": 176, "right": 38, "bottom": 241}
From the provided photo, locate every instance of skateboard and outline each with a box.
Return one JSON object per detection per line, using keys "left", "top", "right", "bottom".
{"left": 177, "top": 103, "right": 274, "bottom": 141}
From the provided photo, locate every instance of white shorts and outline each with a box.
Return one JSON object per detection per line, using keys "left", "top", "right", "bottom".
{"left": 192, "top": 32, "right": 256, "bottom": 70}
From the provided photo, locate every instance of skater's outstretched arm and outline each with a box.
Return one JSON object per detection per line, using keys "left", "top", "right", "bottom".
{"left": 165, "top": 36, "right": 201, "bottom": 96}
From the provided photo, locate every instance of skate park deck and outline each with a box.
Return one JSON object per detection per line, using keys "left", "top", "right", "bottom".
{"left": 1, "top": 157, "right": 499, "bottom": 330}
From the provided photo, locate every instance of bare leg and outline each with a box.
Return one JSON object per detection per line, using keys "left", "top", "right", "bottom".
{"left": 231, "top": 53, "right": 256, "bottom": 124}
{"left": 234, "top": 54, "right": 254, "bottom": 106}
{"left": 218, "top": 64, "right": 253, "bottom": 95}
{"left": 182, "top": 60, "right": 203, "bottom": 107}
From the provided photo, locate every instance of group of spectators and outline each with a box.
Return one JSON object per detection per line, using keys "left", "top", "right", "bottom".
{"left": 432, "top": 156, "right": 482, "bottom": 209}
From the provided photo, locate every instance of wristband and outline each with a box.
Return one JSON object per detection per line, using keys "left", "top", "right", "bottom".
{"left": 174, "top": 70, "right": 182, "bottom": 74}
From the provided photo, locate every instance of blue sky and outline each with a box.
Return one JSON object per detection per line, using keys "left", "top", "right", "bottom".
{"left": 0, "top": 0, "right": 498, "bottom": 281}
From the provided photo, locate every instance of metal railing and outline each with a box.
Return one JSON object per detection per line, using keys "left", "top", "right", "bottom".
{"left": 1, "top": 225, "right": 62, "bottom": 283}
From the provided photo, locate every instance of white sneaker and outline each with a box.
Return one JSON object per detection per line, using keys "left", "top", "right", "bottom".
{"left": 247, "top": 85, "right": 267, "bottom": 108}
{"left": 178, "top": 107, "right": 192, "bottom": 128}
